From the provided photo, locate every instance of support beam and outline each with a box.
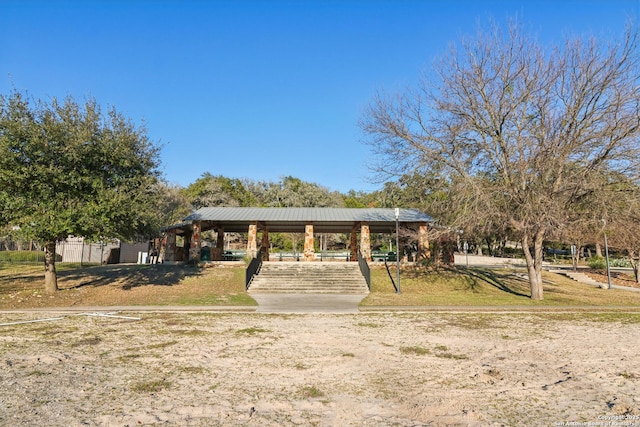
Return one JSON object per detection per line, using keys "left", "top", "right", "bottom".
{"left": 247, "top": 223, "right": 258, "bottom": 258}
{"left": 349, "top": 224, "right": 358, "bottom": 262}
{"left": 360, "top": 222, "right": 371, "bottom": 262}
{"left": 303, "top": 224, "right": 314, "bottom": 261}
{"left": 261, "top": 225, "right": 270, "bottom": 261}
{"left": 212, "top": 227, "right": 224, "bottom": 261}
{"left": 417, "top": 222, "right": 430, "bottom": 262}
{"left": 183, "top": 232, "right": 191, "bottom": 262}
{"left": 189, "top": 221, "right": 202, "bottom": 262}
{"left": 162, "top": 230, "right": 177, "bottom": 262}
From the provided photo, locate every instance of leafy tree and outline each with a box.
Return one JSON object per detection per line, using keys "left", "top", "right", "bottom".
{"left": 361, "top": 20, "right": 640, "bottom": 299}
{"left": 0, "top": 90, "right": 161, "bottom": 292}
{"left": 153, "top": 182, "right": 192, "bottom": 227}
{"left": 251, "top": 176, "right": 344, "bottom": 208}
{"left": 342, "top": 190, "right": 377, "bottom": 208}
{"left": 183, "top": 173, "right": 256, "bottom": 209}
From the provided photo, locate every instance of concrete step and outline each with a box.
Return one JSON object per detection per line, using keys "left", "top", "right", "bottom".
{"left": 549, "top": 269, "right": 608, "bottom": 287}
{"left": 248, "top": 261, "right": 369, "bottom": 294}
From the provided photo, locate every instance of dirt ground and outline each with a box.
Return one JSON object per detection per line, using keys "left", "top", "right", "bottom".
{"left": 1, "top": 311, "right": 639, "bottom": 426}
{"left": 584, "top": 269, "right": 640, "bottom": 289}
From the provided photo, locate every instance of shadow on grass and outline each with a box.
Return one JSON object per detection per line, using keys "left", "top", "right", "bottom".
{"left": 405, "top": 266, "right": 531, "bottom": 298}
{"left": 60, "top": 264, "right": 202, "bottom": 290}
{"left": 455, "top": 267, "right": 531, "bottom": 297}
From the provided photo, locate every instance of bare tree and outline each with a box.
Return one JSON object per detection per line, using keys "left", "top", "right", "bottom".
{"left": 602, "top": 184, "right": 640, "bottom": 282}
{"left": 361, "top": 20, "right": 640, "bottom": 299}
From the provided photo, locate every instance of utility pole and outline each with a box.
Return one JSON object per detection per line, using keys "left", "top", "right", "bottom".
{"left": 395, "top": 208, "right": 401, "bottom": 294}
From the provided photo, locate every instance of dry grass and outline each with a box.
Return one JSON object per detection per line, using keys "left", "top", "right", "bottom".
{"left": 2, "top": 262, "right": 640, "bottom": 309}
{"left": 0, "top": 263, "right": 256, "bottom": 309}
{"left": 362, "top": 265, "right": 640, "bottom": 307}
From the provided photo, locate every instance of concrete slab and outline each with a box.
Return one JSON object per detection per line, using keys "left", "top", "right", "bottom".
{"left": 250, "top": 293, "right": 367, "bottom": 313}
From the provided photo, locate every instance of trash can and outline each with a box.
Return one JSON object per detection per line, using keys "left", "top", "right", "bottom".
{"left": 200, "top": 246, "right": 211, "bottom": 261}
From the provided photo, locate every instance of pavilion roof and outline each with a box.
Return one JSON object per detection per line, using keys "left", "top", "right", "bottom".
{"left": 180, "top": 207, "right": 433, "bottom": 233}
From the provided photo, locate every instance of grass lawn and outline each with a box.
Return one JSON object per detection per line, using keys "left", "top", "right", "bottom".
{"left": 363, "top": 265, "right": 640, "bottom": 307}
{"left": 0, "top": 263, "right": 256, "bottom": 309}
{"left": 2, "top": 262, "right": 640, "bottom": 309}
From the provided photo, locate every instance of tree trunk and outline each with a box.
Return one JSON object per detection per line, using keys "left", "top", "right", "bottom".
{"left": 595, "top": 243, "right": 603, "bottom": 257}
{"left": 44, "top": 241, "right": 58, "bottom": 293}
{"left": 522, "top": 229, "right": 545, "bottom": 300}
{"left": 629, "top": 251, "right": 640, "bottom": 283}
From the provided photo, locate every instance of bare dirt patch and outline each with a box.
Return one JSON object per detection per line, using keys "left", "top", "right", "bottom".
{"left": 583, "top": 269, "right": 640, "bottom": 289}
{"left": 1, "top": 312, "right": 639, "bottom": 426}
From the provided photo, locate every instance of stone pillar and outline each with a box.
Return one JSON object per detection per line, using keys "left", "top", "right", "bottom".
{"left": 417, "top": 223, "right": 430, "bottom": 262}
{"left": 261, "top": 226, "right": 270, "bottom": 261}
{"left": 212, "top": 227, "right": 224, "bottom": 261}
{"left": 189, "top": 221, "right": 202, "bottom": 261}
{"left": 360, "top": 222, "right": 371, "bottom": 262}
{"left": 247, "top": 223, "right": 258, "bottom": 258}
{"left": 162, "top": 230, "right": 177, "bottom": 262}
{"left": 303, "top": 224, "right": 315, "bottom": 261}
{"left": 182, "top": 232, "right": 191, "bottom": 262}
{"left": 349, "top": 224, "right": 358, "bottom": 262}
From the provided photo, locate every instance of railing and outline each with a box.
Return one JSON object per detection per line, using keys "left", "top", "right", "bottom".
{"left": 244, "top": 252, "right": 263, "bottom": 290}
{"left": 384, "top": 257, "right": 399, "bottom": 293}
{"left": 357, "top": 250, "right": 371, "bottom": 290}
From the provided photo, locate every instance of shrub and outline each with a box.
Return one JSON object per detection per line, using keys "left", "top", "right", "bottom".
{"left": 587, "top": 256, "right": 606, "bottom": 270}
{"left": 587, "top": 256, "right": 631, "bottom": 269}
{"left": 610, "top": 258, "right": 632, "bottom": 268}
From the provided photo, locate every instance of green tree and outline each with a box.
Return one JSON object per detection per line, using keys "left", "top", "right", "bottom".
{"left": 362, "top": 21, "right": 640, "bottom": 299}
{"left": 183, "top": 173, "right": 256, "bottom": 208}
{"left": 153, "top": 182, "right": 193, "bottom": 228}
{"left": 342, "top": 190, "right": 375, "bottom": 208}
{"left": 252, "top": 176, "right": 344, "bottom": 208}
{"left": 0, "top": 90, "right": 161, "bottom": 292}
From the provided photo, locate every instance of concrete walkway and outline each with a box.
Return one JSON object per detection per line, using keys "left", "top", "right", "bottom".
{"left": 3, "top": 304, "right": 640, "bottom": 317}
{"left": 250, "top": 293, "right": 367, "bottom": 313}
{"left": 0, "top": 295, "right": 368, "bottom": 315}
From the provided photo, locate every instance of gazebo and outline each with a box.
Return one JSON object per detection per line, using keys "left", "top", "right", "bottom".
{"left": 159, "top": 207, "right": 433, "bottom": 263}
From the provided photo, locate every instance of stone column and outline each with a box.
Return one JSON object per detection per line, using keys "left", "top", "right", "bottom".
{"left": 247, "top": 223, "right": 258, "bottom": 258}
{"left": 212, "top": 227, "right": 224, "bottom": 261}
{"left": 349, "top": 224, "right": 358, "bottom": 262}
{"left": 360, "top": 222, "right": 371, "bottom": 261}
{"left": 162, "top": 230, "right": 177, "bottom": 262}
{"left": 303, "top": 224, "right": 315, "bottom": 261}
{"left": 261, "top": 226, "right": 270, "bottom": 261}
{"left": 182, "top": 231, "right": 191, "bottom": 262}
{"left": 189, "top": 221, "right": 202, "bottom": 261}
{"left": 417, "top": 222, "right": 430, "bottom": 262}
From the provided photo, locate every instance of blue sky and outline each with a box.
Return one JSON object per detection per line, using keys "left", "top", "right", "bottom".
{"left": 2, "top": 0, "right": 638, "bottom": 193}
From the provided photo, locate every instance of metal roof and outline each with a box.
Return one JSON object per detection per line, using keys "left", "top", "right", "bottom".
{"left": 181, "top": 207, "right": 433, "bottom": 233}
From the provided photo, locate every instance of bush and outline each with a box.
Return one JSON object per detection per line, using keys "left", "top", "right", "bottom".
{"left": 586, "top": 256, "right": 606, "bottom": 270}
{"left": 610, "top": 258, "right": 632, "bottom": 268}
{"left": 586, "top": 256, "right": 631, "bottom": 269}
